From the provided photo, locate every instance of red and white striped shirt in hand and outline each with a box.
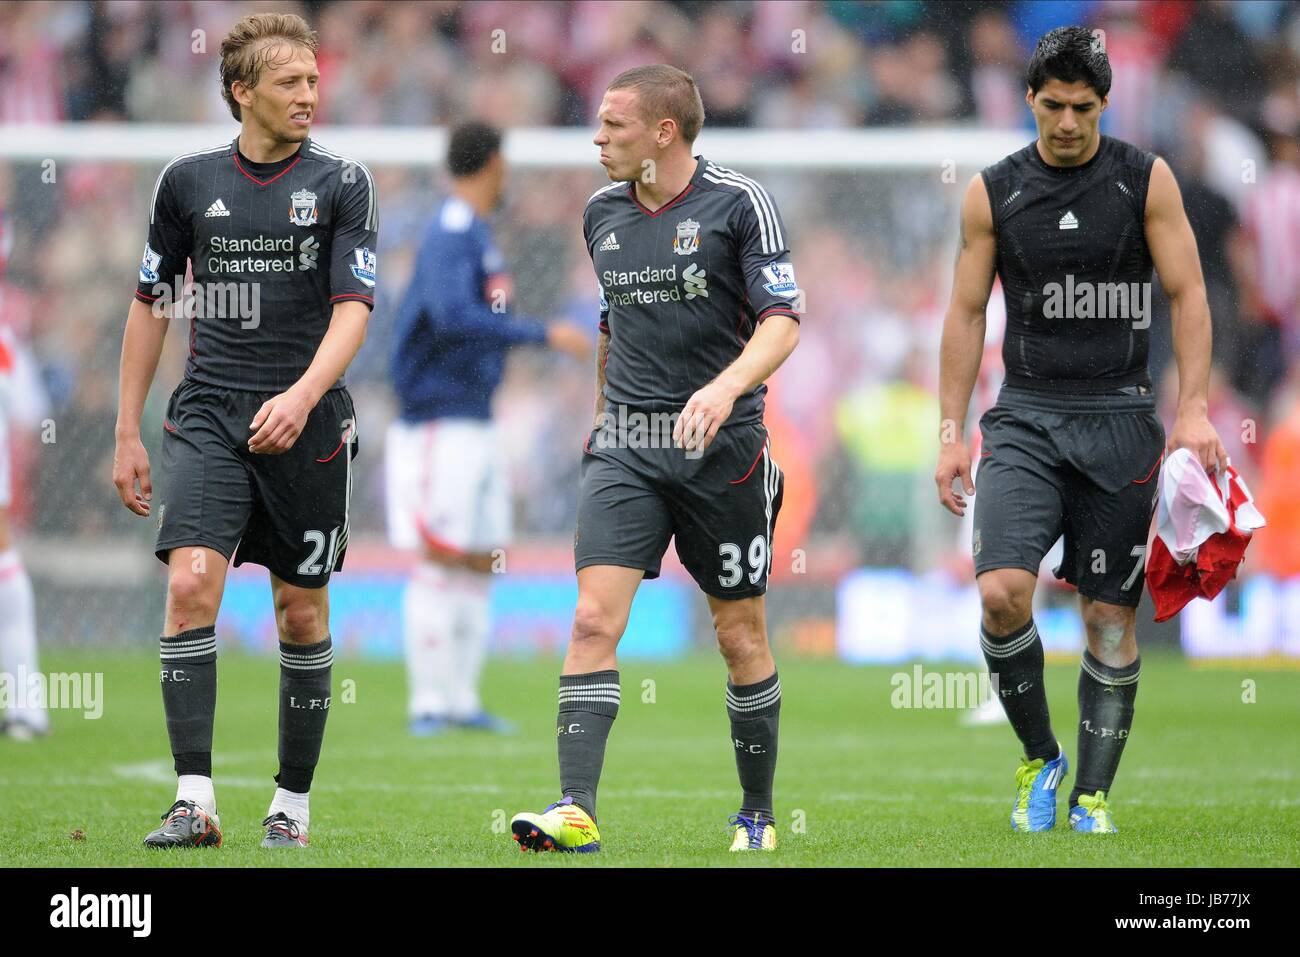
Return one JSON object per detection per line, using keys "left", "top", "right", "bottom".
{"left": 1145, "top": 448, "right": 1266, "bottom": 622}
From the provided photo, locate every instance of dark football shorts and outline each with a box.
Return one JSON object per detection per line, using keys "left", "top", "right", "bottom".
{"left": 574, "top": 418, "right": 784, "bottom": 600}
{"left": 154, "top": 377, "right": 359, "bottom": 588}
{"left": 972, "top": 386, "right": 1165, "bottom": 608}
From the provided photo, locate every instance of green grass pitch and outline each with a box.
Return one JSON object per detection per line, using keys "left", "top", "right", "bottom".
{"left": 3, "top": 651, "right": 1296, "bottom": 867}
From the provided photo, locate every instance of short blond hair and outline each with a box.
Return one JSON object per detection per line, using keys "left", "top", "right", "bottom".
{"left": 219, "top": 13, "right": 318, "bottom": 121}
{"left": 607, "top": 65, "right": 705, "bottom": 145}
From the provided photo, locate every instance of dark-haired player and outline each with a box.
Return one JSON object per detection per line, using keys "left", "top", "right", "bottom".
{"left": 936, "top": 26, "right": 1225, "bottom": 833}
{"left": 386, "top": 121, "right": 589, "bottom": 736}
{"left": 509, "top": 65, "right": 801, "bottom": 853}
{"left": 113, "top": 12, "right": 377, "bottom": 849}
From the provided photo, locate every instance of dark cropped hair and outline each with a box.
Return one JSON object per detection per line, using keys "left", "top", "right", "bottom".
{"left": 607, "top": 64, "right": 705, "bottom": 144}
{"left": 1025, "top": 26, "right": 1112, "bottom": 99}
{"left": 447, "top": 121, "right": 502, "bottom": 177}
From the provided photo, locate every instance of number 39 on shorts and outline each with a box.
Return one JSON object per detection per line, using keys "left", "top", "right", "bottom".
{"left": 719, "top": 535, "right": 769, "bottom": 588}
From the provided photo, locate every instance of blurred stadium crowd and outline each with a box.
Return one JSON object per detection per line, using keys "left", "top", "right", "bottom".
{"left": 1, "top": 0, "right": 1299, "bottom": 582}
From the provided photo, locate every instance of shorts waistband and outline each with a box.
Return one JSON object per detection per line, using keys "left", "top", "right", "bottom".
{"left": 181, "top": 374, "right": 348, "bottom": 398}
{"left": 995, "top": 385, "right": 1157, "bottom": 414}
{"left": 1002, "top": 370, "right": 1150, "bottom": 394}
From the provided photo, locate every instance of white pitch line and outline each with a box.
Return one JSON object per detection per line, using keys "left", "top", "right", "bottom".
{"left": 107, "top": 759, "right": 508, "bottom": 794}
{"left": 6, "top": 768, "right": 1299, "bottom": 810}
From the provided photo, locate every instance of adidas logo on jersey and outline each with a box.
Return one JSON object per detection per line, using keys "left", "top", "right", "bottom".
{"left": 599, "top": 232, "right": 620, "bottom": 251}
{"left": 205, "top": 199, "right": 231, "bottom": 218}
{"left": 1058, "top": 210, "right": 1079, "bottom": 230}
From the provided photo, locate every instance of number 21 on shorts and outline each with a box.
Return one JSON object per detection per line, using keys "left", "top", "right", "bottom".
{"left": 299, "top": 527, "right": 341, "bottom": 577}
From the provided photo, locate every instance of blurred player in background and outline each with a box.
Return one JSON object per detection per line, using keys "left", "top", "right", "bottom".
{"left": 936, "top": 27, "right": 1225, "bottom": 834}
{"left": 112, "top": 13, "right": 376, "bottom": 849}
{"left": 386, "top": 121, "right": 589, "bottom": 736}
{"left": 509, "top": 65, "right": 801, "bottom": 853}
{"left": 0, "top": 206, "right": 49, "bottom": 741}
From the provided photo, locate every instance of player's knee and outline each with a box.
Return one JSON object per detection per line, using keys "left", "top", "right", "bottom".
{"left": 978, "top": 573, "right": 1033, "bottom": 631}
{"left": 275, "top": 598, "right": 326, "bottom": 644}
{"left": 713, "top": 608, "right": 766, "bottom": 669}
{"left": 570, "top": 598, "right": 621, "bottom": 650}
{"left": 165, "top": 570, "right": 220, "bottom": 625}
{"left": 1081, "top": 602, "right": 1132, "bottom": 654}
{"left": 716, "top": 630, "right": 766, "bottom": 672}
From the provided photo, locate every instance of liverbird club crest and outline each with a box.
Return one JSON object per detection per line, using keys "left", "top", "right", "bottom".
{"left": 289, "top": 188, "right": 319, "bottom": 227}
{"left": 673, "top": 217, "right": 701, "bottom": 256}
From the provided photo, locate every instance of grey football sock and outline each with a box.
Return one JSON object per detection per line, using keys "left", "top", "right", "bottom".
{"left": 727, "top": 671, "right": 781, "bottom": 819}
{"left": 160, "top": 626, "right": 218, "bottom": 777}
{"left": 1070, "top": 650, "right": 1139, "bottom": 807}
{"left": 980, "top": 618, "right": 1059, "bottom": 762}
{"left": 556, "top": 671, "right": 619, "bottom": 820}
{"left": 276, "top": 635, "right": 333, "bottom": 793}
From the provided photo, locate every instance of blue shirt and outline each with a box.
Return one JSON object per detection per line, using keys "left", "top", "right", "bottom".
{"left": 390, "top": 196, "right": 546, "bottom": 421}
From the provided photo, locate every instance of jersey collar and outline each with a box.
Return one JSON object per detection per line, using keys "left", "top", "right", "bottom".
{"left": 1030, "top": 135, "right": 1107, "bottom": 175}
{"left": 627, "top": 155, "right": 707, "bottom": 218}
{"left": 232, "top": 136, "right": 308, "bottom": 186}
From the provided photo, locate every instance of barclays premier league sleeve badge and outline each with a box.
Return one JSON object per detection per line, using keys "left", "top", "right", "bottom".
{"left": 350, "top": 247, "right": 377, "bottom": 287}
{"left": 761, "top": 262, "right": 797, "bottom": 298}
{"left": 139, "top": 242, "right": 162, "bottom": 284}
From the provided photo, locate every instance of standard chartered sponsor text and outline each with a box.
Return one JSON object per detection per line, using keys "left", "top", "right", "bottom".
{"left": 208, "top": 235, "right": 297, "bottom": 273}
{"left": 603, "top": 264, "right": 685, "bottom": 306}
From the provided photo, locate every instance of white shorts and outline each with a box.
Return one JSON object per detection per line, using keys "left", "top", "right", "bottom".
{"left": 385, "top": 418, "right": 511, "bottom": 553}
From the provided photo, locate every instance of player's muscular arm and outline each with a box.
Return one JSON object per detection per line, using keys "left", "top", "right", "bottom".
{"left": 935, "top": 174, "right": 996, "bottom": 516}
{"left": 249, "top": 300, "right": 369, "bottom": 454}
{"left": 673, "top": 313, "right": 799, "bottom": 453}
{"left": 593, "top": 329, "right": 610, "bottom": 428}
{"left": 113, "top": 298, "right": 171, "bottom": 515}
{"left": 1145, "top": 157, "right": 1227, "bottom": 473}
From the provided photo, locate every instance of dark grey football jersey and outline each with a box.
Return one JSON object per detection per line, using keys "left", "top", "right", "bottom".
{"left": 981, "top": 135, "right": 1157, "bottom": 393}
{"left": 135, "top": 137, "right": 378, "bottom": 392}
{"left": 583, "top": 156, "right": 800, "bottom": 429}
